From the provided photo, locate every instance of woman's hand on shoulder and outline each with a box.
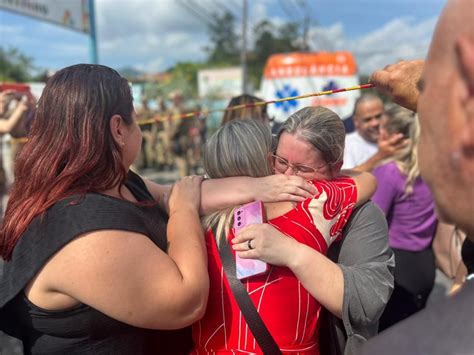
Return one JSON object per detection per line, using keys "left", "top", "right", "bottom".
{"left": 169, "top": 175, "right": 203, "bottom": 216}
{"left": 252, "top": 174, "right": 317, "bottom": 203}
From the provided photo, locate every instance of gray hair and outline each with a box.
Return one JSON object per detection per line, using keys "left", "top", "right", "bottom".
{"left": 278, "top": 106, "right": 345, "bottom": 165}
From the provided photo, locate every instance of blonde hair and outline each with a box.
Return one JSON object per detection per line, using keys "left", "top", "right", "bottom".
{"left": 383, "top": 106, "right": 420, "bottom": 195}
{"left": 203, "top": 119, "right": 274, "bottom": 244}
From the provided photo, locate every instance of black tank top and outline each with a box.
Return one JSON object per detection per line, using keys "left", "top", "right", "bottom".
{"left": 0, "top": 171, "right": 192, "bottom": 354}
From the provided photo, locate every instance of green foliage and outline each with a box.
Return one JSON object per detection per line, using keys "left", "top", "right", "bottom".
{"left": 0, "top": 47, "right": 35, "bottom": 82}
{"left": 138, "top": 62, "right": 207, "bottom": 99}
{"left": 166, "top": 11, "right": 305, "bottom": 96}
{"left": 204, "top": 12, "right": 304, "bottom": 89}
{"left": 249, "top": 20, "right": 303, "bottom": 87}
{"left": 168, "top": 61, "right": 207, "bottom": 98}
{"left": 206, "top": 12, "right": 240, "bottom": 65}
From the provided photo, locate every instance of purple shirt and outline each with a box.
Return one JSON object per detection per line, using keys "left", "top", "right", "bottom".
{"left": 372, "top": 161, "right": 437, "bottom": 251}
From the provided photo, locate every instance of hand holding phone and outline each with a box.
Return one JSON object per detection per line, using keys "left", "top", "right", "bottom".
{"left": 233, "top": 201, "right": 269, "bottom": 280}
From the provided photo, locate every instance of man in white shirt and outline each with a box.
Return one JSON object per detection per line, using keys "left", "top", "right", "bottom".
{"left": 343, "top": 94, "right": 407, "bottom": 171}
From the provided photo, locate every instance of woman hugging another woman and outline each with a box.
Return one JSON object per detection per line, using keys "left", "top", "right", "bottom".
{"left": 193, "top": 107, "right": 377, "bottom": 354}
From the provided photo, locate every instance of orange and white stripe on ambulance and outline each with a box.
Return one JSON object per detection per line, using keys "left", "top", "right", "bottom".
{"left": 263, "top": 52, "right": 357, "bottom": 79}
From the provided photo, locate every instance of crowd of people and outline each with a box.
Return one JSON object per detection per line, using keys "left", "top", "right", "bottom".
{"left": 0, "top": 88, "right": 36, "bottom": 217}
{"left": 134, "top": 90, "right": 207, "bottom": 178}
{"left": 1, "top": 0, "right": 474, "bottom": 353}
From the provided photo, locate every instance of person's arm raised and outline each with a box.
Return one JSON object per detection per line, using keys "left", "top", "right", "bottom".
{"left": 0, "top": 95, "right": 29, "bottom": 133}
{"left": 369, "top": 60, "right": 424, "bottom": 112}
{"left": 41, "top": 176, "right": 209, "bottom": 330}
{"left": 350, "top": 134, "right": 409, "bottom": 173}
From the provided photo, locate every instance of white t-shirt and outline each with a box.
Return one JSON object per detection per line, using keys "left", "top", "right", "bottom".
{"left": 342, "top": 131, "right": 378, "bottom": 169}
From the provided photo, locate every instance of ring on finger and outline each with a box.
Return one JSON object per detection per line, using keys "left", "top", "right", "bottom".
{"left": 247, "top": 239, "right": 254, "bottom": 250}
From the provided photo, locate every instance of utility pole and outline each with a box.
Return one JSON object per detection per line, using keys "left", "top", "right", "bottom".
{"left": 241, "top": 0, "right": 248, "bottom": 94}
{"left": 302, "top": 14, "right": 310, "bottom": 51}
{"left": 88, "top": 0, "right": 98, "bottom": 64}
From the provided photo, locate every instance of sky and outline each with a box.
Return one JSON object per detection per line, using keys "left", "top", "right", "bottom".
{"left": 0, "top": 0, "right": 447, "bottom": 77}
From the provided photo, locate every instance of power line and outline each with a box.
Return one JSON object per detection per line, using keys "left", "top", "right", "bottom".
{"left": 290, "top": 0, "right": 312, "bottom": 50}
{"left": 176, "top": 0, "right": 213, "bottom": 26}
{"left": 289, "top": 0, "right": 305, "bottom": 17}
{"left": 228, "top": 0, "right": 242, "bottom": 12}
{"left": 278, "top": 0, "right": 299, "bottom": 22}
{"left": 189, "top": 0, "right": 218, "bottom": 21}
{"left": 207, "top": 0, "right": 240, "bottom": 20}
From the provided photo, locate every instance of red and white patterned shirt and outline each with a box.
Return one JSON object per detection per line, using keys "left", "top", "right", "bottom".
{"left": 192, "top": 177, "right": 357, "bottom": 354}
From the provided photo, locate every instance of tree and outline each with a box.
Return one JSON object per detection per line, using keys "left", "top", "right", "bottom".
{"left": 0, "top": 47, "right": 35, "bottom": 82}
{"left": 247, "top": 20, "right": 303, "bottom": 88}
{"left": 276, "top": 23, "right": 302, "bottom": 53}
{"left": 205, "top": 12, "right": 240, "bottom": 65}
{"left": 167, "top": 61, "right": 205, "bottom": 98}
{"left": 202, "top": 14, "right": 304, "bottom": 91}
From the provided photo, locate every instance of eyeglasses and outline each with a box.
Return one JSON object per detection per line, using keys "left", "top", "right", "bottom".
{"left": 270, "top": 154, "right": 328, "bottom": 175}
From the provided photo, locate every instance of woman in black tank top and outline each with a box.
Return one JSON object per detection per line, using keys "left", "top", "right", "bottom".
{"left": 0, "top": 64, "right": 208, "bottom": 355}
{"left": 0, "top": 64, "right": 317, "bottom": 354}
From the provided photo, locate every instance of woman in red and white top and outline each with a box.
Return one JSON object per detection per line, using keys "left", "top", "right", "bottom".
{"left": 193, "top": 107, "right": 376, "bottom": 354}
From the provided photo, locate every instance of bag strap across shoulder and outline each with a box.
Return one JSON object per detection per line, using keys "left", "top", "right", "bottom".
{"left": 213, "top": 226, "right": 281, "bottom": 355}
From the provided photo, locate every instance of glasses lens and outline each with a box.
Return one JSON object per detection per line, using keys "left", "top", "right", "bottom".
{"left": 273, "top": 155, "right": 288, "bottom": 172}
{"left": 296, "top": 165, "right": 316, "bottom": 174}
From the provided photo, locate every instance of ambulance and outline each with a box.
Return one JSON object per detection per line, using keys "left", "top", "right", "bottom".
{"left": 260, "top": 51, "right": 360, "bottom": 124}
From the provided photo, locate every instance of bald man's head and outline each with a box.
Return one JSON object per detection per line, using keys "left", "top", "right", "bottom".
{"left": 352, "top": 94, "right": 384, "bottom": 143}
{"left": 417, "top": 0, "right": 474, "bottom": 235}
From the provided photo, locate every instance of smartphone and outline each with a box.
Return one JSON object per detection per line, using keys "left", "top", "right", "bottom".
{"left": 233, "top": 201, "right": 269, "bottom": 280}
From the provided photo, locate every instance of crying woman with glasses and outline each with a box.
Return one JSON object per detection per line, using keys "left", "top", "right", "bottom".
{"left": 274, "top": 106, "right": 394, "bottom": 354}
{"left": 194, "top": 106, "right": 394, "bottom": 354}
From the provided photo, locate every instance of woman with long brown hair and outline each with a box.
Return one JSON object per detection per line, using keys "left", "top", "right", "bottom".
{"left": 0, "top": 64, "right": 208, "bottom": 354}
{"left": 0, "top": 64, "right": 315, "bottom": 354}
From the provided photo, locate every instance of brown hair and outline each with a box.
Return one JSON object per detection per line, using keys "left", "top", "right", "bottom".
{"left": 1, "top": 64, "right": 134, "bottom": 260}
{"left": 221, "top": 94, "right": 270, "bottom": 126}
